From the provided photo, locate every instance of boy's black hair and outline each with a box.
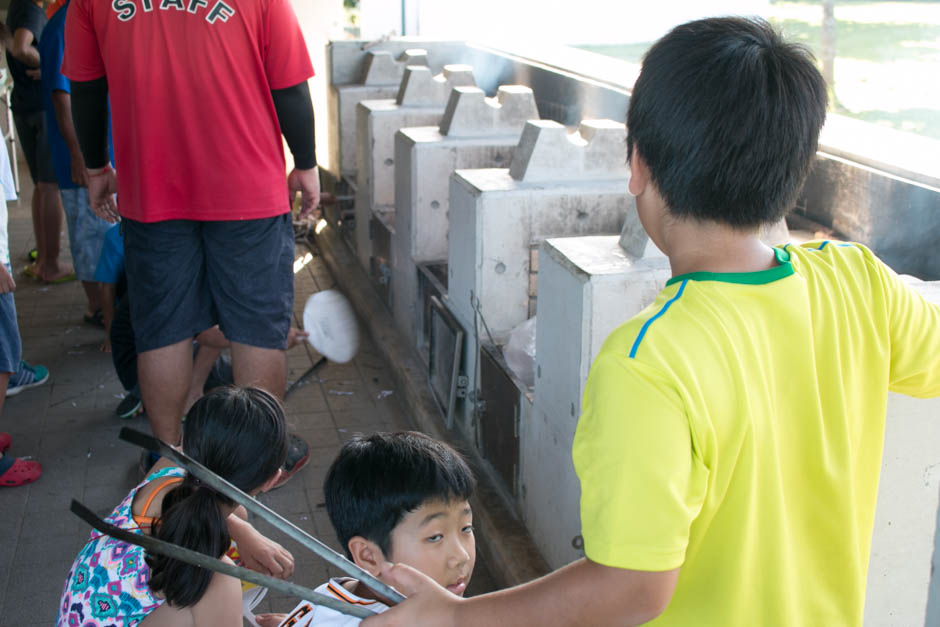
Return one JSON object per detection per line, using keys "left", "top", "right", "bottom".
{"left": 147, "top": 386, "right": 289, "bottom": 607}
{"left": 627, "top": 16, "right": 828, "bottom": 229}
{"left": 324, "top": 431, "right": 476, "bottom": 560}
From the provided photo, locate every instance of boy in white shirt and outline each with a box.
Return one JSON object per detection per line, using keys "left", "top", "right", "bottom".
{"left": 256, "top": 431, "right": 477, "bottom": 626}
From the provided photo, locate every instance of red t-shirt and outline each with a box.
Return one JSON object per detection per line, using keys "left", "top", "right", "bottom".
{"left": 62, "top": 0, "right": 314, "bottom": 222}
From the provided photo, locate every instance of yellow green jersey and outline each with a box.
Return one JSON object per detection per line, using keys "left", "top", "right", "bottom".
{"left": 573, "top": 241, "right": 940, "bottom": 626}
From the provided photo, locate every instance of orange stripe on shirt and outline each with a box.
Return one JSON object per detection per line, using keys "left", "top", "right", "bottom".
{"left": 282, "top": 603, "right": 314, "bottom": 626}
{"left": 327, "top": 581, "right": 378, "bottom": 606}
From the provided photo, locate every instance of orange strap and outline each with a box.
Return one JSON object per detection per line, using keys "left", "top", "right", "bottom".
{"left": 133, "top": 477, "right": 184, "bottom": 527}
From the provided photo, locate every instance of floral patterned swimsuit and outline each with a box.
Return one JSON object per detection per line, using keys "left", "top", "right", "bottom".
{"left": 56, "top": 467, "right": 185, "bottom": 627}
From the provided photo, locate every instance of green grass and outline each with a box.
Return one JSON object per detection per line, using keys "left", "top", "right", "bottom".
{"left": 574, "top": 1, "right": 940, "bottom": 141}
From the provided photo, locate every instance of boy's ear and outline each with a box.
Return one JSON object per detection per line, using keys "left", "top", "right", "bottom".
{"left": 628, "top": 149, "right": 652, "bottom": 197}
{"left": 347, "top": 536, "right": 386, "bottom": 576}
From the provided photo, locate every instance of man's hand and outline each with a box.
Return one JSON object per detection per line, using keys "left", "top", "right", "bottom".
{"left": 228, "top": 516, "right": 295, "bottom": 579}
{"left": 287, "top": 166, "right": 320, "bottom": 220}
{"left": 26, "top": 67, "right": 41, "bottom": 80}
{"left": 0, "top": 264, "right": 16, "bottom": 294}
{"left": 362, "top": 563, "right": 462, "bottom": 627}
{"left": 287, "top": 327, "right": 309, "bottom": 350}
{"left": 87, "top": 165, "right": 119, "bottom": 222}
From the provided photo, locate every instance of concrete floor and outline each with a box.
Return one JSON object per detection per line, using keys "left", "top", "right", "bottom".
{"left": 0, "top": 158, "right": 493, "bottom": 624}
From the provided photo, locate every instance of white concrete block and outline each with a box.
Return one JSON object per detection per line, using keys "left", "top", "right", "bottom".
{"left": 354, "top": 66, "right": 477, "bottom": 272}
{"left": 362, "top": 49, "right": 428, "bottom": 85}
{"left": 447, "top": 119, "right": 635, "bottom": 344}
{"left": 509, "top": 119, "right": 628, "bottom": 183}
{"left": 396, "top": 64, "right": 475, "bottom": 107}
{"left": 439, "top": 85, "right": 539, "bottom": 138}
{"left": 447, "top": 168, "right": 638, "bottom": 439}
{"left": 523, "top": 235, "right": 669, "bottom": 569}
{"left": 391, "top": 85, "right": 538, "bottom": 348}
{"left": 328, "top": 49, "right": 429, "bottom": 179}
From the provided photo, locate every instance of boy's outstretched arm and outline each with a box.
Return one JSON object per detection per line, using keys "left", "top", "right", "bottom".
{"left": 365, "top": 557, "right": 678, "bottom": 627}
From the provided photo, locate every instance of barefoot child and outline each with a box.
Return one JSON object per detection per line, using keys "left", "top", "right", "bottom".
{"left": 257, "top": 431, "right": 476, "bottom": 626}
{"left": 57, "top": 386, "right": 295, "bottom": 626}
{"left": 364, "top": 17, "right": 940, "bottom": 627}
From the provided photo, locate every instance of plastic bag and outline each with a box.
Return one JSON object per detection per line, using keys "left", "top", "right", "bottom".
{"left": 504, "top": 316, "right": 537, "bottom": 388}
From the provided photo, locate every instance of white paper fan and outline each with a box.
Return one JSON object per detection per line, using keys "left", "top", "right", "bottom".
{"left": 302, "top": 290, "right": 359, "bottom": 363}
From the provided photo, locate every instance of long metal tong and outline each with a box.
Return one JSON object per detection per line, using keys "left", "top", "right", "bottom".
{"left": 70, "top": 500, "right": 374, "bottom": 620}
{"left": 118, "top": 426, "right": 406, "bottom": 604}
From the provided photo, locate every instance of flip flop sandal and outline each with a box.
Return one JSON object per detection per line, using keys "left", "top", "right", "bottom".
{"left": 115, "top": 394, "right": 143, "bottom": 419}
{"left": 0, "top": 432, "right": 10, "bottom": 453}
{"left": 84, "top": 309, "right": 105, "bottom": 328}
{"left": 0, "top": 456, "right": 42, "bottom": 487}
{"left": 270, "top": 434, "right": 310, "bottom": 490}
{"left": 45, "top": 271, "right": 77, "bottom": 284}
{"left": 22, "top": 264, "right": 40, "bottom": 280}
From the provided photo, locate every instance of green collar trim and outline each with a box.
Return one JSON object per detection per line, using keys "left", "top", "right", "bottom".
{"left": 665, "top": 246, "right": 793, "bottom": 286}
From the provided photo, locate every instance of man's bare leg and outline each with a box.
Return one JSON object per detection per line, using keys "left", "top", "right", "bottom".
{"left": 138, "top": 338, "right": 193, "bottom": 445}
{"left": 230, "top": 342, "right": 286, "bottom": 399}
{"left": 27, "top": 189, "right": 43, "bottom": 276}
{"left": 36, "top": 183, "right": 71, "bottom": 281}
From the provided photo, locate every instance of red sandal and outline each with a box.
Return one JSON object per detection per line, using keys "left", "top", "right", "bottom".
{"left": 0, "top": 455, "right": 42, "bottom": 487}
{"left": 0, "top": 432, "right": 10, "bottom": 453}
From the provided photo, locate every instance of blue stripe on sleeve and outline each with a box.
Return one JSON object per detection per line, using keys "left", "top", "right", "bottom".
{"left": 629, "top": 279, "right": 688, "bottom": 359}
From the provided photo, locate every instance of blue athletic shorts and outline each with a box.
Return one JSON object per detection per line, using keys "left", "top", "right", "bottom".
{"left": 1, "top": 263, "right": 22, "bottom": 374}
{"left": 122, "top": 214, "right": 295, "bottom": 353}
{"left": 61, "top": 188, "right": 112, "bottom": 282}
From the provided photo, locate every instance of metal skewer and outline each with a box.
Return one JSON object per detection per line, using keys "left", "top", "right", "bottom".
{"left": 70, "top": 500, "right": 374, "bottom": 620}
{"left": 284, "top": 356, "right": 327, "bottom": 400}
{"left": 119, "top": 427, "right": 406, "bottom": 605}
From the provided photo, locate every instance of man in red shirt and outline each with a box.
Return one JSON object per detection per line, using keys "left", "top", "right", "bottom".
{"left": 62, "top": 0, "right": 320, "bottom": 473}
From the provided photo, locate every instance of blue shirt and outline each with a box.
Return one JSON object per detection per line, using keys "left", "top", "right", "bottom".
{"left": 39, "top": 1, "right": 113, "bottom": 190}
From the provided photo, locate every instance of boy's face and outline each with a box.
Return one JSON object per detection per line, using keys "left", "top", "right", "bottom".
{"left": 385, "top": 499, "right": 475, "bottom": 596}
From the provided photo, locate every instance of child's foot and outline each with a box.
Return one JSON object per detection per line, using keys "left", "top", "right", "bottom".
{"left": 116, "top": 393, "right": 143, "bottom": 419}
{"left": 0, "top": 454, "right": 42, "bottom": 487}
{"left": 0, "top": 432, "right": 11, "bottom": 453}
{"left": 43, "top": 267, "right": 76, "bottom": 284}
{"left": 83, "top": 308, "right": 105, "bottom": 328}
{"left": 6, "top": 360, "right": 50, "bottom": 397}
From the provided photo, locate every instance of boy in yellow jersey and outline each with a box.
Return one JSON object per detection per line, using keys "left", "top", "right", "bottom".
{"left": 364, "top": 16, "right": 940, "bottom": 627}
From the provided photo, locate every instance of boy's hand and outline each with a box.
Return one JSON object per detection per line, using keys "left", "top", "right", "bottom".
{"left": 0, "top": 264, "right": 15, "bottom": 293}
{"left": 99, "top": 338, "right": 111, "bottom": 353}
{"left": 254, "top": 613, "right": 287, "bottom": 627}
{"left": 362, "top": 563, "right": 461, "bottom": 627}
{"left": 228, "top": 517, "right": 295, "bottom": 579}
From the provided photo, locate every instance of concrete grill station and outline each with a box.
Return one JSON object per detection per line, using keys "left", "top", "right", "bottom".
{"left": 319, "top": 39, "right": 940, "bottom": 626}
